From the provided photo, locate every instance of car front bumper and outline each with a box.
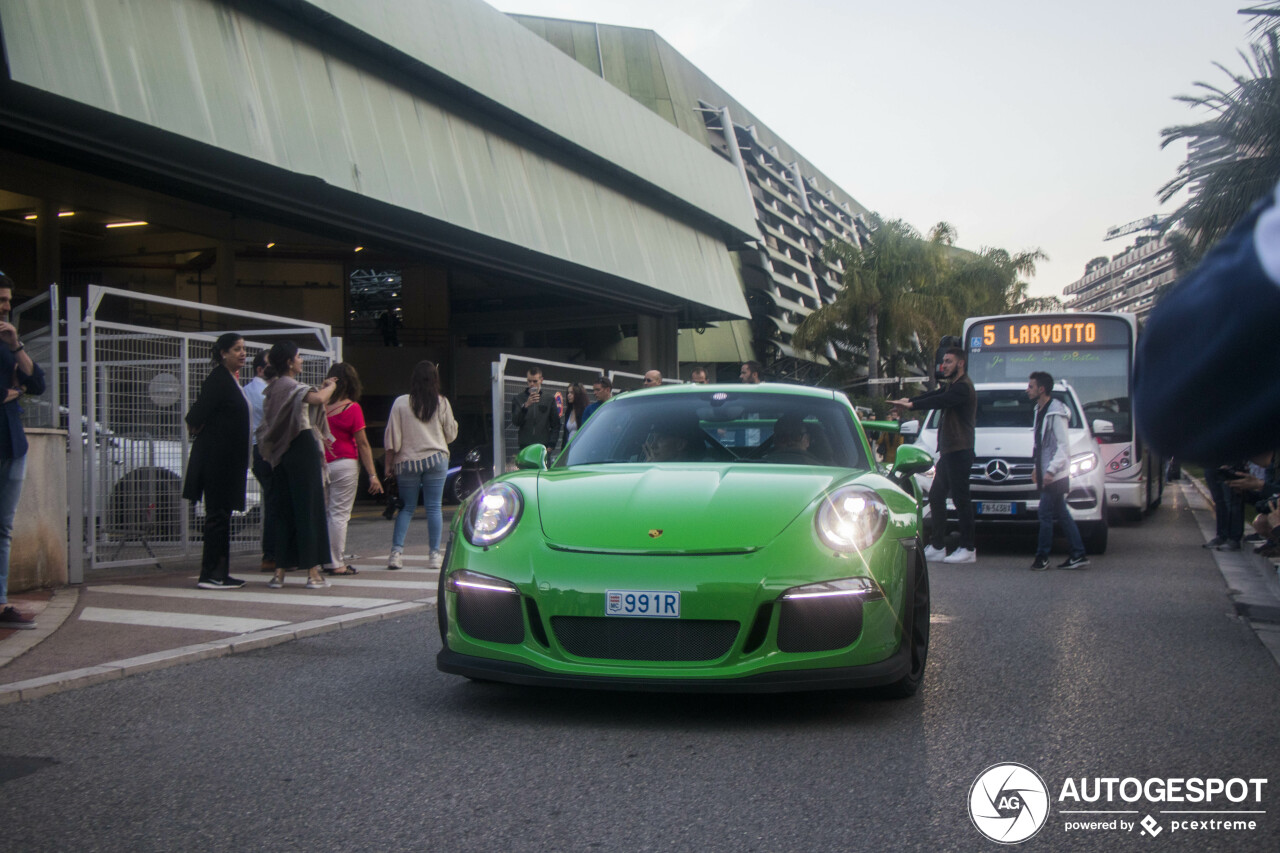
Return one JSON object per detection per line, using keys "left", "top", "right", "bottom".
{"left": 437, "top": 639, "right": 912, "bottom": 693}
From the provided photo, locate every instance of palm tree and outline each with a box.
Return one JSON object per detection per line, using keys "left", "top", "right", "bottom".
{"left": 793, "top": 218, "right": 949, "bottom": 396}
{"left": 1159, "top": 31, "right": 1280, "bottom": 256}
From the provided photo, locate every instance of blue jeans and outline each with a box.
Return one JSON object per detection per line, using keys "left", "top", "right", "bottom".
{"left": 391, "top": 452, "right": 448, "bottom": 553}
{"left": 0, "top": 455, "right": 27, "bottom": 604}
{"left": 1036, "top": 483, "right": 1085, "bottom": 559}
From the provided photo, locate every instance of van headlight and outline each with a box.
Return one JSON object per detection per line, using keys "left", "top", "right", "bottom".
{"left": 1069, "top": 452, "right": 1098, "bottom": 477}
{"left": 815, "top": 486, "right": 889, "bottom": 552}
{"left": 463, "top": 482, "right": 523, "bottom": 546}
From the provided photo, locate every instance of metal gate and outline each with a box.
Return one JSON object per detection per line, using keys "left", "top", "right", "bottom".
{"left": 18, "top": 286, "right": 338, "bottom": 578}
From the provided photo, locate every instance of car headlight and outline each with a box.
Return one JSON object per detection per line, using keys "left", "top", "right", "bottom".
{"left": 463, "top": 482, "right": 523, "bottom": 546}
{"left": 815, "top": 485, "right": 889, "bottom": 552}
{"left": 1069, "top": 452, "right": 1098, "bottom": 477}
{"left": 464, "top": 448, "right": 480, "bottom": 464}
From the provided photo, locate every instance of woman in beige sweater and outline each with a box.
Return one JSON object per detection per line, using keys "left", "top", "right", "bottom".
{"left": 383, "top": 360, "right": 458, "bottom": 569}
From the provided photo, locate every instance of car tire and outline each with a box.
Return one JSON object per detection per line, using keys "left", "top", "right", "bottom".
{"left": 881, "top": 543, "right": 930, "bottom": 699}
{"left": 107, "top": 467, "right": 186, "bottom": 540}
{"left": 1082, "top": 518, "right": 1109, "bottom": 554}
{"left": 451, "top": 473, "right": 478, "bottom": 505}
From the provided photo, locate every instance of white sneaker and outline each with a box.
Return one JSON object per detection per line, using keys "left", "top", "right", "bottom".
{"left": 388, "top": 550, "right": 403, "bottom": 570}
{"left": 922, "top": 545, "right": 947, "bottom": 562}
{"left": 943, "top": 547, "right": 976, "bottom": 563}
{"left": 428, "top": 550, "right": 443, "bottom": 569}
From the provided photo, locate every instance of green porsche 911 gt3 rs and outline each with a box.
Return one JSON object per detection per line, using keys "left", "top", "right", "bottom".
{"left": 436, "top": 383, "right": 934, "bottom": 695}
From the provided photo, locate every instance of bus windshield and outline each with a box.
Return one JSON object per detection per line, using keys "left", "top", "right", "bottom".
{"left": 964, "top": 315, "right": 1133, "bottom": 442}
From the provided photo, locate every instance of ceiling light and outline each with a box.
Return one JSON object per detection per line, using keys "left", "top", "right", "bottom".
{"left": 266, "top": 242, "right": 276, "bottom": 249}
{"left": 354, "top": 246, "right": 364, "bottom": 252}
{"left": 105, "top": 220, "right": 148, "bottom": 228}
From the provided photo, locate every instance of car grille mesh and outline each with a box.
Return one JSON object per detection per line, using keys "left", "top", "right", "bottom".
{"left": 551, "top": 617, "right": 739, "bottom": 661}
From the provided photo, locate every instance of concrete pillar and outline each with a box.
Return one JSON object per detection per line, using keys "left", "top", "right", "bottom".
{"left": 637, "top": 313, "right": 678, "bottom": 378}
{"left": 216, "top": 241, "right": 236, "bottom": 307}
{"left": 35, "top": 198, "right": 61, "bottom": 290}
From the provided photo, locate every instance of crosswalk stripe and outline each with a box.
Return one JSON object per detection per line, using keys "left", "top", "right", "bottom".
{"left": 92, "top": 584, "right": 398, "bottom": 609}
{"left": 79, "top": 606, "right": 289, "bottom": 634}
{"left": 237, "top": 576, "right": 437, "bottom": 591}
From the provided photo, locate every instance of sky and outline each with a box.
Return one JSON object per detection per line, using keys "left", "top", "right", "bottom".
{"left": 493, "top": 0, "right": 1259, "bottom": 298}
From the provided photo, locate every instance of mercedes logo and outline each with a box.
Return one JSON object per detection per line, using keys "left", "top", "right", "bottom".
{"left": 985, "top": 459, "right": 1011, "bottom": 482}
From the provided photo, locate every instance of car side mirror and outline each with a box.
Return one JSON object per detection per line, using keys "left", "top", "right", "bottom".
{"left": 890, "top": 444, "right": 933, "bottom": 478}
{"left": 898, "top": 421, "right": 919, "bottom": 443}
{"left": 1091, "top": 419, "right": 1115, "bottom": 436}
{"left": 515, "top": 443, "right": 549, "bottom": 470}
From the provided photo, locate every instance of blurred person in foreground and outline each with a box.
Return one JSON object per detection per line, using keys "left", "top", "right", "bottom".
{"left": 1134, "top": 180, "right": 1280, "bottom": 465}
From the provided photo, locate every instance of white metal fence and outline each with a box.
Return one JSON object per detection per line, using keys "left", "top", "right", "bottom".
{"left": 15, "top": 286, "right": 339, "bottom": 579}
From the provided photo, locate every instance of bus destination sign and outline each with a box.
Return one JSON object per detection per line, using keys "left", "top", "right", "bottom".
{"left": 970, "top": 317, "right": 1130, "bottom": 350}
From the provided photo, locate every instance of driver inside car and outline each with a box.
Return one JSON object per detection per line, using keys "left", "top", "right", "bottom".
{"left": 763, "top": 413, "right": 819, "bottom": 465}
{"left": 643, "top": 429, "right": 690, "bottom": 462}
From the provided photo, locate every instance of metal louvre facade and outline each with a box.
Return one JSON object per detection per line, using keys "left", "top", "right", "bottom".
{"left": 0, "top": 0, "right": 753, "bottom": 322}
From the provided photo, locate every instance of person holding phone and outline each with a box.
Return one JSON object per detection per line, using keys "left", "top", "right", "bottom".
{"left": 510, "top": 366, "right": 559, "bottom": 450}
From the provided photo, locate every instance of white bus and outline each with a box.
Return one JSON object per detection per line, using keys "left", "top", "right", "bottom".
{"left": 962, "top": 312, "right": 1163, "bottom": 519}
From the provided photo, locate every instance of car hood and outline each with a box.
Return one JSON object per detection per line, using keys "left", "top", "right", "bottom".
{"left": 535, "top": 465, "right": 851, "bottom": 553}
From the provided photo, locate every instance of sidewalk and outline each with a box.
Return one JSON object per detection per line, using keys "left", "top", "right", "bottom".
{"left": 0, "top": 510, "right": 449, "bottom": 704}
{"left": 1182, "top": 478, "right": 1280, "bottom": 666}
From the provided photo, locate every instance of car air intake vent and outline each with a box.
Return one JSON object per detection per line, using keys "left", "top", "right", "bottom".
{"left": 777, "top": 596, "right": 863, "bottom": 653}
{"left": 456, "top": 586, "right": 525, "bottom": 645}
{"left": 551, "top": 617, "right": 739, "bottom": 661}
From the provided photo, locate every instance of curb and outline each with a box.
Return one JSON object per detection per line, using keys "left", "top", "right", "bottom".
{"left": 0, "top": 587, "right": 80, "bottom": 668}
{"left": 1186, "top": 477, "right": 1280, "bottom": 625}
{"left": 0, "top": 598, "right": 433, "bottom": 705}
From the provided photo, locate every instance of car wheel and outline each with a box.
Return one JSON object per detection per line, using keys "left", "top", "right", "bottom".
{"left": 107, "top": 468, "right": 186, "bottom": 540}
{"left": 1082, "top": 518, "right": 1109, "bottom": 554}
{"left": 881, "top": 543, "right": 930, "bottom": 699}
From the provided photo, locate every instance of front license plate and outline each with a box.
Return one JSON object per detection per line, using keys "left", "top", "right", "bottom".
{"left": 977, "top": 501, "right": 1014, "bottom": 515}
{"left": 605, "top": 590, "right": 680, "bottom": 618}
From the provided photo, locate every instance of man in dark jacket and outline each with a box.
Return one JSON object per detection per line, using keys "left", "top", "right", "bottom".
{"left": 890, "top": 347, "right": 977, "bottom": 563}
{"left": 510, "top": 367, "right": 560, "bottom": 450}
{"left": 0, "top": 274, "right": 46, "bottom": 628}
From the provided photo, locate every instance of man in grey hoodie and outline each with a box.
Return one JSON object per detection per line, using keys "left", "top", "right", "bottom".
{"left": 1028, "top": 371, "right": 1088, "bottom": 570}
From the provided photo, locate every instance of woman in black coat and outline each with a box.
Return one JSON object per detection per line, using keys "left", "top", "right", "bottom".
{"left": 183, "top": 332, "right": 250, "bottom": 590}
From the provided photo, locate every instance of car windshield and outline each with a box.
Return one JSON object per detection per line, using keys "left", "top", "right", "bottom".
{"left": 924, "top": 389, "right": 1083, "bottom": 430}
{"left": 560, "top": 391, "right": 868, "bottom": 469}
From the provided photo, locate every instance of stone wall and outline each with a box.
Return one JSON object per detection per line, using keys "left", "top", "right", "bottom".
{"left": 9, "top": 429, "right": 68, "bottom": 592}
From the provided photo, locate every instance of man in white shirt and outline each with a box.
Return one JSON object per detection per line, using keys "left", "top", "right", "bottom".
{"left": 245, "top": 351, "right": 275, "bottom": 571}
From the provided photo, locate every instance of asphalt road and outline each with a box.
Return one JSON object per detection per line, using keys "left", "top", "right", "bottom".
{"left": 1, "top": 485, "right": 1277, "bottom": 852}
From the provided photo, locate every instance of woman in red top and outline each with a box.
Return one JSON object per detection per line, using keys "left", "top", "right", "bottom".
{"left": 323, "top": 363, "right": 383, "bottom": 575}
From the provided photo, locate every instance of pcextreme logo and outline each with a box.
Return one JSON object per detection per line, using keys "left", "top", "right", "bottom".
{"left": 969, "top": 763, "right": 1051, "bottom": 844}
{"left": 969, "top": 764, "right": 1269, "bottom": 844}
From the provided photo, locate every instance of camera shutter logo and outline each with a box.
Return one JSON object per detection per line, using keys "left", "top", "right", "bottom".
{"left": 968, "top": 763, "right": 1050, "bottom": 844}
